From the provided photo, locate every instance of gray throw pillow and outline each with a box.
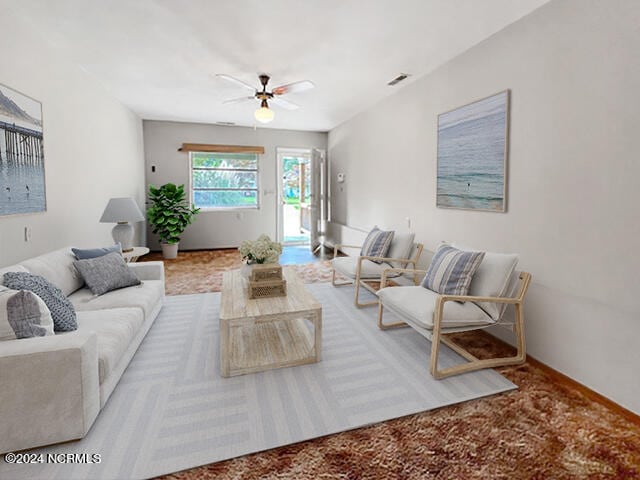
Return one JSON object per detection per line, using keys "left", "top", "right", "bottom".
{"left": 74, "top": 252, "right": 141, "bottom": 296}
{"left": 72, "top": 244, "right": 122, "bottom": 260}
{"left": 3, "top": 272, "right": 77, "bottom": 332}
{"left": 422, "top": 245, "right": 485, "bottom": 296}
{"left": 0, "top": 287, "right": 55, "bottom": 341}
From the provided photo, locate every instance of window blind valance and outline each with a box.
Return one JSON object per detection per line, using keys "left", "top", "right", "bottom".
{"left": 178, "top": 143, "right": 265, "bottom": 154}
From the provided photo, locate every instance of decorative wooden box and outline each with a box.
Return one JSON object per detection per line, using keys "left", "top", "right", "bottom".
{"left": 250, "top": 264, "right": 283, "bottom": 282}
{"left": 248, "top": 278, "right": 287, "bottom": 299}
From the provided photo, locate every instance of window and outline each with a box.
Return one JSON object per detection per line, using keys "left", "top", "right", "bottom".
{"left": 190, "top": 152, "right": 259, "bottom": 209}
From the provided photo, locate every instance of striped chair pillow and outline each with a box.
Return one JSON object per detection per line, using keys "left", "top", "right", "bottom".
{"left": 360, "top": 227, "right": 395, "bottom": 263}
{"left": 422, "top": 245, "right": 485, "bottom": 296}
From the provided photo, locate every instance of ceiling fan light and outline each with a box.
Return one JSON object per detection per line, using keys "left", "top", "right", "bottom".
{"left": 254, "top": 106, "right": 275, "bottom": 124}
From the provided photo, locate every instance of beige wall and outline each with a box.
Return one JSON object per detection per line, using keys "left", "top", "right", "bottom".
{"left": 143, "top": 121, "right": 327, "bottom": 250}
{"left": 0, "top": 9, "right": 145, "bottom": 267}
{"left": 327, "top": 0, "right": 640, "bottom": 413}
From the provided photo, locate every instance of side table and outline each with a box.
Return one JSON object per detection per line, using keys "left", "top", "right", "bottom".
{"left": 122, "top": 246, "right": 150, "bottom": 263}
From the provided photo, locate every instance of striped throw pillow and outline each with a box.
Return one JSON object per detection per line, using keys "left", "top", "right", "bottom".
{"left": 360, "top": 227, "right": 395, "bottom": 263}
{"left": 422, "top": 245, "right": 485, "bottom": 296}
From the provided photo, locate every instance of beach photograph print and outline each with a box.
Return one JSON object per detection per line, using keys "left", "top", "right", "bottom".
{"left": 0, "top": 83, "right": 46, "bottom": 216}
{"left": 437, "top": 90, "right": 509, "bottom": 212}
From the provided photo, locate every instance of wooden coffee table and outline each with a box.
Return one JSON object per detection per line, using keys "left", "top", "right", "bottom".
{"left": 219, "top": 266, "right": 322, "bottom": 377}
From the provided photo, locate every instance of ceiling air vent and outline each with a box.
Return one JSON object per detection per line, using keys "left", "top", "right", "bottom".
{"left": 215, "top": 121, "right": 236, "bottom": 126}
{"left": 387, "top": 73, "right": 411, "bottom": 86}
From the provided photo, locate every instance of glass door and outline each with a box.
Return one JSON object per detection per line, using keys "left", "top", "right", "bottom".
{"left": 277, "top": 148, "right": 312, "bottom": 245}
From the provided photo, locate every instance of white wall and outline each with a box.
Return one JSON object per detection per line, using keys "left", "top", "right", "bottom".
{"left": 143, "top": 121, "right": 327, "bottom": 250}
{"left": 0, "top": 9, "right": 145, "bottom": 267}
{"left": 327, "top": 0, "right": 640, "bottom": 413}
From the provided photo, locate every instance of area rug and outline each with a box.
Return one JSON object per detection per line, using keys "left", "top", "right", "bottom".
{"left": 142, "top": 249, "right": 335, "bottom": 295}
{"left": 0, "top": 284, "right": 515, "bottom": 480}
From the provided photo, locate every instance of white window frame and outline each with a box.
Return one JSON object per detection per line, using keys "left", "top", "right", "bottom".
{"left": 189, "top": 151, "right": 260, "bottom": 211}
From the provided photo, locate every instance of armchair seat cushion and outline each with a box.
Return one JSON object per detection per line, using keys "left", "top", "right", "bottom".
{"left": 332, "top": 257, "right": 401, "bottom": 280}
{"left": 378, "top": 286, "right": 493, "bottom": 329}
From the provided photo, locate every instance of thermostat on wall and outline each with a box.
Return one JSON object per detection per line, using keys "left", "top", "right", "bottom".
{"left": 337, "top": 173, "right": 345, "bottom": 183}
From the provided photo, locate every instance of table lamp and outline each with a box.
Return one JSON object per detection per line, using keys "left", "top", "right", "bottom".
{"left": 99, "top": 197, "right": 145, "bottom": 252}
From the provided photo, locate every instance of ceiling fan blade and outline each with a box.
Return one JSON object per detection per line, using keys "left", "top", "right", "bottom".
{"left": 216, "top": 74, "right": 256, "bottom": 92}
{"left": 272, "top": 80, "right": 315, "bottom": 96}
{"left": 223, "top": 96, "right": 255, "bottom": 105}
{"left": 270, "top": 96, "right": 299, "bottom": 110}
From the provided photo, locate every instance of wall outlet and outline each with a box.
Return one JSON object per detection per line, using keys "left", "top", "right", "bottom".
{"left": 24, "top": 226, "right": 32, "bottom": 242}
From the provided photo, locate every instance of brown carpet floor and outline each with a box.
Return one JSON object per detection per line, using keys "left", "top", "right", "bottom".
{"left": 142, "top": 250, "right": 640, "bottom": 479}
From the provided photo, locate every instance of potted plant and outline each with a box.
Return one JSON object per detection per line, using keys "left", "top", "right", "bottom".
{"left": 146, "top": 183, "right": 199, "bottom": 259}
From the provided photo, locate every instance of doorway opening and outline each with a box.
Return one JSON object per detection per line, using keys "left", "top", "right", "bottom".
{"left": 277, "top": 148, "right": 312, "bottom": 245}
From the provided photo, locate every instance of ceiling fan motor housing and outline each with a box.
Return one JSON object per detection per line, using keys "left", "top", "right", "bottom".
{"left": 259, "top": 74, "right": 270, "bottom": 88}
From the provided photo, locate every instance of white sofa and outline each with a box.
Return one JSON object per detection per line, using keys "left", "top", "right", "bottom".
{"left": 0, "top": 247, "right": 165, "bottom": 453}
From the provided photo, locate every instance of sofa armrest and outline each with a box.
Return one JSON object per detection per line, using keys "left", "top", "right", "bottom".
{"left": 129, "top": 261, "right": 165, "bottom": 283}
{"left": 0, "top": 332, "right": 100, "bottom": 453}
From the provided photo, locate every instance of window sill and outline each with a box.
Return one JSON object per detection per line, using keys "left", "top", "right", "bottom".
{"left": 196, "top": 206, "right": 260, "bottom": 212}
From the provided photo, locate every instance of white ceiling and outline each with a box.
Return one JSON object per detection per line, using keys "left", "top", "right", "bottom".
{"left": 7, "top": 0, "right": 549, "bottom": 132}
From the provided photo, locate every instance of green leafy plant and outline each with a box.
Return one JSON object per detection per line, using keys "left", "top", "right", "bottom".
{"left": 147, "top": 183, "right": 199, "bottom": 244}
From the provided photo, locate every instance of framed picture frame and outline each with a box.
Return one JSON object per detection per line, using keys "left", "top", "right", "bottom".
{"left": 436, "top": 90, "right": 510, "bottom": 212}
{"left": 0, "top": 83, "right": 47, "bottom": 217}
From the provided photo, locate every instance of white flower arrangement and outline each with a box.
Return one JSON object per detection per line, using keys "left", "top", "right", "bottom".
{"left": 239, "top": 234, "right": 283, "bottom": 264}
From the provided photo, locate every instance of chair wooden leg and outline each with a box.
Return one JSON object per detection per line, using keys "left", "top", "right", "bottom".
{"left": 376, "top": 302, "right": 407, "bottom": 330}
{"left": 513, "top": 302, "right": 527, "bottom": 362}
{"left": 331, "top": 268, "right": 352, "bottom": 287}
{"left": 429, "top": 301, "right": 444, "bottom": 378}
{"left": 430, "top": 302, "right": 527, "bottom": 380}
{"left": 354, "top": 280, "right": 379, "bottom": 308}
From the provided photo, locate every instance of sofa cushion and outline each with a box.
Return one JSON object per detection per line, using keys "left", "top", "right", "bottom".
{"left": 378, "top": 286, "right": 492, "bottom": 329}
{"left": 73, "top": 252, "right": 141, "bottom": 296}
{"left": 386, "top": 232, "right": 415, "bottom": 268}
{"left": 3, "top": 272, "right": 77, "bottom": 332}
{"left": 422, "top": 244, "right": 485, "bottom": 296}
{"left": 20, "top": 247, "right": 84, "bottom": 296}
{"left": 360, "top": 227, "right": 394, "bottom": 263}
{"left": 0, "top": 287, "right": 54, "bottom": 340}
{"left": 332, "top": 257, "right": 400, "bottom": 280}
{"left": 69, "top": 280, "right": 164, "bottom": 319}
{"left": 76, "top": 308, "right": 144, "bottom": 384}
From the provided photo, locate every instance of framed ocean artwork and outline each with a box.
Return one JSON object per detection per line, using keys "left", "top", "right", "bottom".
{"left": 0, "top": 83, "right": 46, "bottom": 216}
{"left": 436, "top": 90, "right": 509, "bottom": 212}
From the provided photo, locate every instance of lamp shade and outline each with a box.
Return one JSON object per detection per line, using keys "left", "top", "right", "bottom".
{"left": 99, "top": 197, "right": 145, "bottom": 223}
{"left": 254, "top": 106, "right": 275, "bottom": 124}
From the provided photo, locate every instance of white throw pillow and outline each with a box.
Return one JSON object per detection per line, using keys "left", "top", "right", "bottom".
{"left": 0, "top": 286, "right": 54, "bottom": 341}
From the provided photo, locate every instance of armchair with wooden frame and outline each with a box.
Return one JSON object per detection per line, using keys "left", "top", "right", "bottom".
{"left": 376, "top": 250, "right": 531, "bottom": 379}
{"left": 331, "top": 234, "right": 424, "bottom": 308}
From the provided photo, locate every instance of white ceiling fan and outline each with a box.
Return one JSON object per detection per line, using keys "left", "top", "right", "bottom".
{"left": 217, "top": 73, "right": 314, "bottom": 124}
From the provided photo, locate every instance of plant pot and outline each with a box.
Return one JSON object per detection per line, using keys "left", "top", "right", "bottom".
{"left": 161, "top": 242, "right": 179, "bottom": 259}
